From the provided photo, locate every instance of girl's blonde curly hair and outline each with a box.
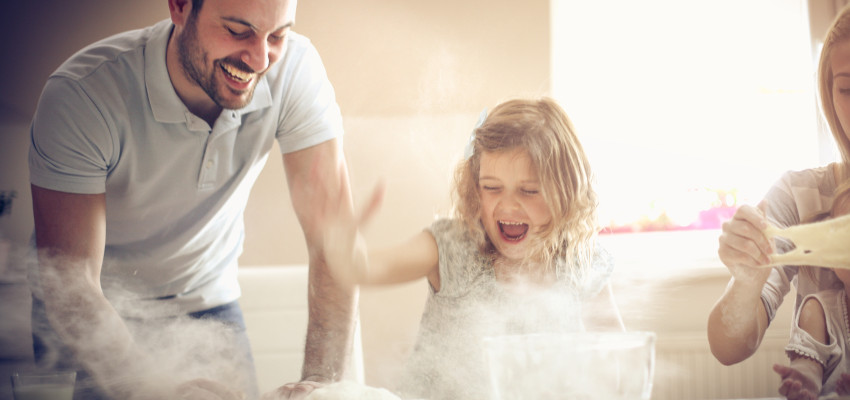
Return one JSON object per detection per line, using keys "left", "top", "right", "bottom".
{"left": 452, "top": 97, "right": 599, "bottom": 282}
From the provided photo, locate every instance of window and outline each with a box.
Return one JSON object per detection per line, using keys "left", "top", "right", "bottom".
{"left": 551, "top": 0, "right": 825, "bottom": 270}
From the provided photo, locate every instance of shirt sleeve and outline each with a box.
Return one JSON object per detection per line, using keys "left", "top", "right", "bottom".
{"left": 761, "top": 266, "right": 794, "bottom": 323}
{"left": 762, "top": 171, "right": 801, "bottom": 230}
{"left": 758, "top": 170, "right": 806, "bottom": 323}
{"left": 274, "top": 35, "right": 344, "bottom": 154}
{"left": 28, "top": 76, "right": 113, "bottom": 194}
{"left": 427, "top": 218, "right": 486, "bottom": 298}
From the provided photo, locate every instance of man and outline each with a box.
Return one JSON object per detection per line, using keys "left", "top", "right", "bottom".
{"left": 28, "top": 0, "right": 357, "bottom": 398}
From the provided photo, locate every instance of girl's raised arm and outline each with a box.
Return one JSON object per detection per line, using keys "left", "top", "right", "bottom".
{"left": 321, "top": 179, "right": 440, "bottom": 289}
{"left": 367, "top": 231, "right": 441, "bottom": 289}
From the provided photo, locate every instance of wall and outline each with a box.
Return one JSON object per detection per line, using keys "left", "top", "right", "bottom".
{"left": 240, "top": 0, "right": 550, "bottom": 266}
{"left": 0, "top": 0, "right": 549, "bottom": 264}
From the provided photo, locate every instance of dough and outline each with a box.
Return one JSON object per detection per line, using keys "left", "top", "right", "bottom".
{"left": 763, "top": 213, "right": 850, "bottom": 270}
{"left": 304, "top": 381, "right": 402, "bottom": 400}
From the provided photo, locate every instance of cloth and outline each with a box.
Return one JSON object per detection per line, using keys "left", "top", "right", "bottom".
{"left": 396, "top": 218, "right": 613, "bottom": 400}
{"left": 31, "top": 298, "right": 259, "bottom": 400}
{"left": 27, "top": 19, "right": 342, "bottom": 314}
{"left": 784, "top": 289, "right": 850, "bottom": 395}
{"left": 760, "top": 165, "right": 844, "bottom": 325}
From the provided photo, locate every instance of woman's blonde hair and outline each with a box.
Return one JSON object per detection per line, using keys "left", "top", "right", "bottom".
{"left": 819, "top": 4, "right": 850, "bottom": 179}
{"left": 452, "top": 97, "right": 598, "bottom": 281}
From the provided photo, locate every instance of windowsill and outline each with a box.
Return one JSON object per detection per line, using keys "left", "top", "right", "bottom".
{"left": 598, "top": 229, "right": 728, "bottom": 281}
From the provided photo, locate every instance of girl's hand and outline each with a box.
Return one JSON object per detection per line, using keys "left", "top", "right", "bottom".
{"left": 323, "top": 220, "right": 370, "bottom": 286}
{"left": 718, "top": 203, "right": 774, "bottom": 287}
{"left": 836, "top": 372, "right": 850, "bottom": 395}
{"left": 774, "top": 363, "right": 820, "bottom": 400}
{"left": 321, "top": 175, "right": 384, "bottom": 287}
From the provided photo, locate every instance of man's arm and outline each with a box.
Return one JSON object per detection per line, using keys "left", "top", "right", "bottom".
{"left": 31, "top": 185, "right": 245, "bottom": 400}
{"left": 282, "top": 138, "right": 358, "bottom": 385}
{"left": 31, "top": 185, "right": 164, "bottom": 398}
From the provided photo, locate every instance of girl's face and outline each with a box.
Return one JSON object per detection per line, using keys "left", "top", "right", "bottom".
{"left": 478, "top": 148, "right": 552, "bottom": 261}
{"left": 831, "top": 40, "right": 850, "bottom": 141}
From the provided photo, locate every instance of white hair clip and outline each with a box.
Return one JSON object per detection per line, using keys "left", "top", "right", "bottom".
{"left": 464, "top": 109, "right": 488, "bottom": 159}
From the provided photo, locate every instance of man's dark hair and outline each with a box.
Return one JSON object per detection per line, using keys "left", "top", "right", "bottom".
{"left": 191, "top": 0, "right": 204, "bottom": 15}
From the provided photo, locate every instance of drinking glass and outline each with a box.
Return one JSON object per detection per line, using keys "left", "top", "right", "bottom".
{"left": 11, "top": 370, "right": 76, "bottom": 400}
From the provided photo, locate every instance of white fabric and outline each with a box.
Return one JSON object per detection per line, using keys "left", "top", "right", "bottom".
{"left": 785, "top": 289, "right": 850, "bottom": 395}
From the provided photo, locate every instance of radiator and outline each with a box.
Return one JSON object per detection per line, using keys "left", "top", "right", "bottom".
{"left": 651, "top": 334, "right": 788, "bottom": 400}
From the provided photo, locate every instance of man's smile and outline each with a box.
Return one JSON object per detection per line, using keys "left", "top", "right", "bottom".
{"left": 221, "top": 63, "right": 254, "bottom": 84}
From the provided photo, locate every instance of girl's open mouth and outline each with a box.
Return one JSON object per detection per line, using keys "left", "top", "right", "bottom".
{"left": 499, "top": 221, "right": 529, "bottom": 242}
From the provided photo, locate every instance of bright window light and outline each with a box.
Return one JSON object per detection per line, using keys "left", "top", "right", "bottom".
{"left": 551, "top": 0, "right": 825, "bottom": 269}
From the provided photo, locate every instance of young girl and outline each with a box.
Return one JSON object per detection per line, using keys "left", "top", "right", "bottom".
{"left": 324, "top": 97, "right": 625, "bottom": 399}
{"left": 773, "top": 182, "right": 850, "bottom": 399}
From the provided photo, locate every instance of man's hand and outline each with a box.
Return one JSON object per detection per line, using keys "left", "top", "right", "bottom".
{"left": 260, "top": 377, "right": 329, "bottom": 400}
{"left": 176, "top": 378, "right": 246, "bottom": 400}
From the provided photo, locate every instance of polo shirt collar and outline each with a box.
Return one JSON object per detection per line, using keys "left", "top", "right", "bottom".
{"left": 145, "top": 20, "right": 272, "bottom": 125}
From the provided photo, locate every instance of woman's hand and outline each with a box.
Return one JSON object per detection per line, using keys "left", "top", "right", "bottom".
{"left": 718, "top": 203, "right": 774, "bottom": 287}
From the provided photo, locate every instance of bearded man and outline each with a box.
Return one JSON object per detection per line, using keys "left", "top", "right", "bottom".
{"left": 28, "top": 1, "right": 357, "bottom": 399}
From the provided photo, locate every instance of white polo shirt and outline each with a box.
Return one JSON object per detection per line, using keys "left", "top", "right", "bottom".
{"left": 29, "top": 19, "right": 343, "bottom": 315}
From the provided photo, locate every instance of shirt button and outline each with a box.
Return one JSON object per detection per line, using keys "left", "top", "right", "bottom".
{"left": 206, "top": 160, "right": 214, "bottom": 169}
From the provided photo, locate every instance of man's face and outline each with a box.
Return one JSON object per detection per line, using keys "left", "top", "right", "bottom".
{"left": 176, "top": 0, "right": 296, "bottom": 110}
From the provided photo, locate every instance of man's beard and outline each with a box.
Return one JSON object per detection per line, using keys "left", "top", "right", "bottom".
{"left": 176, "top": 15, "right": 257, "bottom": 110}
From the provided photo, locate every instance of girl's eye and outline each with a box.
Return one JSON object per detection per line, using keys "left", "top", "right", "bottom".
{"left": 521, "top": 189, "right": 539, "bottom": 195}
{"left": 269, "top": 33, "right": 286, "bottom": 43}
{"left": 481, "top": 185, "right": 500, "bottom": 192}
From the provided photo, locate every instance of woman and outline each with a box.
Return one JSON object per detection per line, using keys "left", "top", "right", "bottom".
{"left": 707, "top": 3, "right": 850, "bottom": 367}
